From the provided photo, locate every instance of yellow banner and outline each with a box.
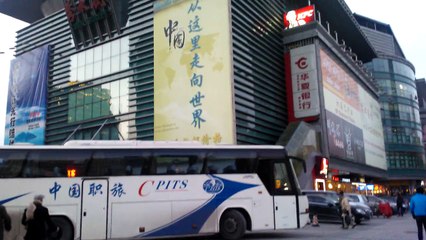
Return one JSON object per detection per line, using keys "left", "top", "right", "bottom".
{"left": 154, "top": 0, "right": 235, "bottom": 144}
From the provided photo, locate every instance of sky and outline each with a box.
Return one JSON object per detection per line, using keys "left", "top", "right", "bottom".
{"left": 0, "top": 1, "right": 425, "bottom": 144}
{"left": 345, "top": 0, "right": 426, "bottom": 78}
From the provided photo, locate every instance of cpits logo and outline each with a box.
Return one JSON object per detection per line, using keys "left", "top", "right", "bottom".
{"left": 203, "top": 178, "right": 224, "bottom": 194}
{"left": 295, "top": 57, "right": 308, "bottom": 69}
{"left": 138, "top": 179, "right": 188, "bottom": 196}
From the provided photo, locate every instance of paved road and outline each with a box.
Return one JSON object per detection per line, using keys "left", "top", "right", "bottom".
{"left": 178, "top": 213, "right": 419, "bottom": 240}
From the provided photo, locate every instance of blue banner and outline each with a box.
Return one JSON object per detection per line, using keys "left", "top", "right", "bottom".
{"left": 4, "top": 45, "right": 49, "bottom": 145}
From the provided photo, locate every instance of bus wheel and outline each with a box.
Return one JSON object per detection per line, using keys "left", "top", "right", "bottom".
{"left": 220, "top": 210, "right": 246, "bottom": 240}
{"left": 51, "top": 216, "right": 74, "bottom": 240}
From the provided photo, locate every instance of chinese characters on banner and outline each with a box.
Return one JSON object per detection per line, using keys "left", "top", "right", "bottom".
{"left": 289, "top": 44, "right": 320, "bottom": 119}
{"left": 153, "top": 0, "right": 236, "bottom": 144}
{"left": 4, "top": 46, "right": 49, "bottom": 145}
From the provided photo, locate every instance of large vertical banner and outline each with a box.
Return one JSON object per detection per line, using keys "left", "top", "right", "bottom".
{"left": 320, "top": 49, "right": 386, "bottom": 170}
{"left": 154, "top": 0, "right": 236, "bottom": 144}
{"left": 4, "top": 45, "right": 49, "bottom": 145}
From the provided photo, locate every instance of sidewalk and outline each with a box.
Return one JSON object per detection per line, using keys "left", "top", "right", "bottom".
{"left": 301, "top": 213, "right": 419, "bottom": 240}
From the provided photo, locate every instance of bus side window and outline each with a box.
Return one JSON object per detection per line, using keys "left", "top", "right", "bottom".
{"left": 0, "top": 151, "right": 26, "bottom": 178}
{"left": 274, "top": 162, "right": 293, "bottom": 194}
{"left": 154, "top": 155, "right": 203, "bottom": 175}
{"left": 257, "top": 160, "right": 273, "bottom": 194}
{"left": 187, "top": 156, "right": 202, "bottom": 174}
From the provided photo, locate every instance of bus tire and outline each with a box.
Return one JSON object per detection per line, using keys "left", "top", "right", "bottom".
{"left": 51, "top": 216, "right": 74, "bottom": 240}
{"left": 220, "top": 209, "right": 246, "bottom": 240}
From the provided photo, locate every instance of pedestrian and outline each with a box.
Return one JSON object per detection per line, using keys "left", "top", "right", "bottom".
{"left": 339, "top": 191, "right": 355, "bottom": 229}
{"left": 0, "top": 205, "right": 11, "bottom": 240}
{"left": 21, "top": 194, "right": 58, "bottom": 240}
{"left": 410, "top": 186, "right": 426, "bottom": 240}
{"left": 396, "top": 192, "right": 404, "bottom": 216}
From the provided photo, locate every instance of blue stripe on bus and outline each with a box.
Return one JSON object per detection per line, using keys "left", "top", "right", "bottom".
{"left": 0, "top": 193, "right": 31, "bottom": 205}
{"left": 136, "top": 176, "right": 258, "bottom": 238}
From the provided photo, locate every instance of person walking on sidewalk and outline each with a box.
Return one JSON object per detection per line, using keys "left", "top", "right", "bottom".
{"left": 339, "top": 191, "right": 355, "bottom": 229}
{"left": 410, "top": 186, "right": 426, "bottom": 240}
{"left": 396, "top": 192, "right": 404, "bottom": 216}
{"left": 21, "top": 194, "right": 58, "bottom": 240}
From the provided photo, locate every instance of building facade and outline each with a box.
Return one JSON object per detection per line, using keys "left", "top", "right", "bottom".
{"left": 2, "top": 0, "right": 424, "bottom": 190}
{"left": 6, "top": 0, "right": 301, "bottom": 145}
{"left": 354, "top": 14, "right": 426, "bottom": 189}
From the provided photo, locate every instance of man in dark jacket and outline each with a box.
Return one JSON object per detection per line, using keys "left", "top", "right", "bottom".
{"left": 0, "top": 205, "right": 11, "bottom": 240}
{"left": 22, "top": 195, "right": 57, "bottom": 240}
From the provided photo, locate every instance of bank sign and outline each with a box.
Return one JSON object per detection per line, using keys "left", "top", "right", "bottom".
{"left": 4, "top": 46, "right": 49, "bottom": 145}
{"left": 286, "top": 44, "right": 320, "bottom": 121}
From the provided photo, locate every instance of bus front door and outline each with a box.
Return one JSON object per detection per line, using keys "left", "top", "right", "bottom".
{"left": 273, "top": 162, "right": 298, "bottom": 229}
{"left": 81, "top": 179, "right": 109, "bottom": 240}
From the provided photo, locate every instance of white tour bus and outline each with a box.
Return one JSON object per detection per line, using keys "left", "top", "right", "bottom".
{"left": 0, "top": 141, "right": 309, "bottom": 240}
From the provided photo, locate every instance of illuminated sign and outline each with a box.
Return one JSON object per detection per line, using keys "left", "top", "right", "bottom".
{"left": 284, "top": 5, "right": 315, "bottom": 29}
{"left": 319, "top": 157, "right": 329, "bottom": 176}
{"left": 67, "top": 168, "right": 77, "bottom": 178}
{"left": 288, "top": 44, "right": 320, "bottom": 119}
{"left": 341, "top": 178, "right": 351, "bottom": 183}
{"left": 315, "top": 156, "right": 329, "bottom": 177}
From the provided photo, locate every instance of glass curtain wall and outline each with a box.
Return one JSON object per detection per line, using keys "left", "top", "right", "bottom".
{"left": 366, "top": 59, "right": 425, "bottom": 171}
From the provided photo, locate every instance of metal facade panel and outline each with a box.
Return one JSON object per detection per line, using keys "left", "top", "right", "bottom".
{"left": 231, "top": 0, "right": 287, "bottom": 144}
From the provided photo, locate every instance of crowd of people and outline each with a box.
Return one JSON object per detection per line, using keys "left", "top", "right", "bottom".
{"left": 334, "top": 186, "right": 426, "bottom": 240}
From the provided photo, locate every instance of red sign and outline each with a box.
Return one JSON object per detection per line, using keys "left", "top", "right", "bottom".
{"left": 315, "top": 156, "right": 329, "bottom": 177}
{"left": 284, "top": 5, "right": 315, "bottom": 29}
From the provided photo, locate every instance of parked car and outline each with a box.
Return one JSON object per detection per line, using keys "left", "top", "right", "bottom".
{"left": 306, "top": 195, "right": 340, "bottom": 223}
{"left": 365, "top": 195, "right": 384, "bottom": 216}
{"left": 302, "top": 190, "right": 340, "bottom": 203}
{"left": 345, "top": 193, "right": 374, "bottom": 217}
{"left": 302, "top": 190, "right": 371, "bottom": 224}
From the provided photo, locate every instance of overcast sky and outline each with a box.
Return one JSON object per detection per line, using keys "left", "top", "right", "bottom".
{"left": 0, "top": 1, "right": 425, "bottom": 144}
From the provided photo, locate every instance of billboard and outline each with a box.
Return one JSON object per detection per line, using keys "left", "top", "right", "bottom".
{"left": 4, "top": 45, "right": 50, "bottom": 145}
{"left": 153, "top": 0, "right": 236, "bottom": 144}
{"left": 284, "top": 5, "right": 315, "bottom": 30}
{"left": 320, "top": 49, "right": 386, "bottom": 169}
{"left": 287, "top": 44, "right": 320, "bottom": 120}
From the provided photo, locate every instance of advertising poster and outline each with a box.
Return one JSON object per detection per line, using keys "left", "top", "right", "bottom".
{"left": 153, "top": 0, "right": 236, "bottom": 144}
{"left": 321, "top": 49, "right": 386, "bottom": 169}
{"left": 4, "top": 45, "right": 50, "bottom": 145}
